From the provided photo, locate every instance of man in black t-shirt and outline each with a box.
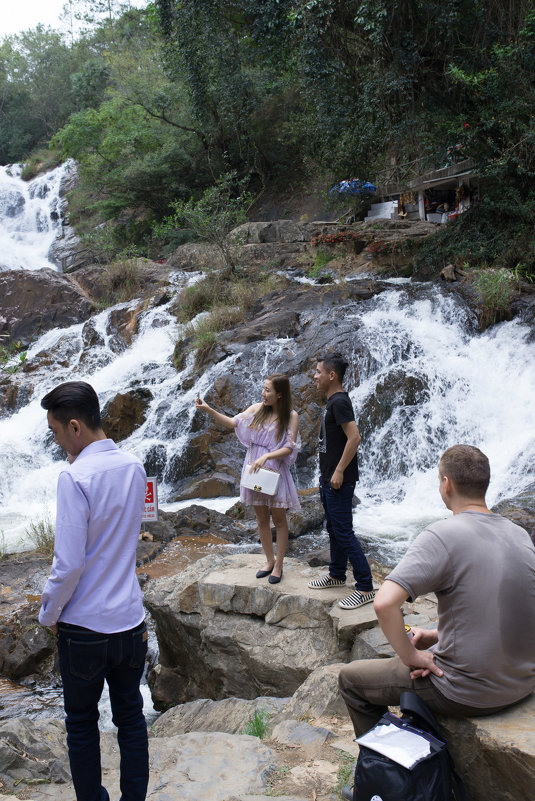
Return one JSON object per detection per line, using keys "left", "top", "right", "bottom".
{"left": 308, "top": 353, "right": 375, "bottom": 609}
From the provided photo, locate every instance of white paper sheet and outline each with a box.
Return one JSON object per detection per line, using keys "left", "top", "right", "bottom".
{"left": 356, "top": 722, "right": 431, "bottom": 769}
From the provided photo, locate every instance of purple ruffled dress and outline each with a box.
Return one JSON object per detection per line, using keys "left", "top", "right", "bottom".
{"left": 234, "top": 411, "right": 301, "bottom": 510}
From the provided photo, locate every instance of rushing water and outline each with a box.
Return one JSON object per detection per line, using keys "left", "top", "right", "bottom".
{"left": 0, "top": 162, "right": 73, "bottom": 272}
{"left": 1, "top": 165, "right": 534, "bottom": 568}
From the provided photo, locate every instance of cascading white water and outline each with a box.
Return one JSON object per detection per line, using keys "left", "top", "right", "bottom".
{"left": 2, "top": 281, "right": 534, "bottom": 561}
{"left": 0, "top": 165, "right": 534, "bottom": 564}
{"left": 0, "top": 161, "right": 73, "bottom": 272}
{"left": 350, "top": 288, "right": 535, "bottom": 562}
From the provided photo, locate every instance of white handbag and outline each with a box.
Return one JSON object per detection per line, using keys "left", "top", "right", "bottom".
{"left": 241, "top": 465, "right": 280, "bottom": 496}
{"left": 240, "top": 444, "right": 281, "bottom": 496}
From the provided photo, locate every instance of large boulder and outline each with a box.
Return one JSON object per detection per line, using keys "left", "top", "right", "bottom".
{"left": 0, "top": 268, "right": 92, "bottom": 345}
{"left": 440, "top": 696, "right": 535, "bottom": 801}
{"left": 143, "top": 553, "right": 379, "bottom": 710}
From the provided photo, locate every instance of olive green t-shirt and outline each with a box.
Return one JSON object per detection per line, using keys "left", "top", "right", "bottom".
{"left": 388, "top": 511, "right": 535, "bottom": 707}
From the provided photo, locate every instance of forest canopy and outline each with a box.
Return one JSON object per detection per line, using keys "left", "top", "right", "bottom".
{"left": 1, "top": 0, "right": 534, "bottom": 268}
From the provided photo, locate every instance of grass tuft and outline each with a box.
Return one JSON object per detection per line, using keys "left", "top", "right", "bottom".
{"left": 243, "top": 706, "right": 271, "bottom": 738}
{"left": 472, "top": 267, "right": 516, "bottom": 326}
{"left": 25, "top": 513, "right": 55, "bottom": 559}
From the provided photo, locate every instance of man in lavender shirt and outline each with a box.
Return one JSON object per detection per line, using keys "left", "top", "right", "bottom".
{"left": 39, "top": 381, "right": 148, "bottom": 801}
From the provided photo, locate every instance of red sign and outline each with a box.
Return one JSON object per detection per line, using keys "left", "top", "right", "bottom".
{"left": 142, "top": 477, "right": 158, "bottom": 521}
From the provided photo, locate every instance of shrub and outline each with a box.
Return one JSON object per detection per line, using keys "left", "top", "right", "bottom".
{"left": 153, "top": 171, "right": 253, "bottom": 271}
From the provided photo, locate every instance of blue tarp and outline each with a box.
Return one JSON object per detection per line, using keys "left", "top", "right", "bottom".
{"left": 329, "top": 178, "right": 377, "bottom": 194}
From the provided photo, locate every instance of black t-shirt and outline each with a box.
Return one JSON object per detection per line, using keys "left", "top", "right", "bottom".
{"left": 318, "top": 392, "right": 359, "bottom": 483}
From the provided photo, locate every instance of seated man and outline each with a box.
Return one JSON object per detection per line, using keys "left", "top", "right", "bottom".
{"left": 339, "top": 444, "right": 535, "bottom": 737}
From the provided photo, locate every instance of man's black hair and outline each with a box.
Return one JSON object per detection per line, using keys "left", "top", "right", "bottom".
{"left": 318, "top": 352, "right": 349, "bottom": 382}
{"left": 41, "top": 381, "right": 102, "bottom": 430}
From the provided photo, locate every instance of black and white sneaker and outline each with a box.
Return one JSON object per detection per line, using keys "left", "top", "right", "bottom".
{"left": 338, "top": 589, "right": 376, "bottom": 610}
{"left": 308, "top": 574, "right": 346, "bottom": 589}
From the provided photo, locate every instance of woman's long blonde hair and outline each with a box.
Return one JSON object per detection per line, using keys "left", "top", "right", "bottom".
{"left": 251, "top": 373, "right": 293, "bottom": 442}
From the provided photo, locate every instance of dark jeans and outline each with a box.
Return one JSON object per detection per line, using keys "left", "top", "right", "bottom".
{"left": 320, "top": 478, "right": 373, "bottom": 591}
{"left": 57, "top": 621, "right": 149, "bottom": 801}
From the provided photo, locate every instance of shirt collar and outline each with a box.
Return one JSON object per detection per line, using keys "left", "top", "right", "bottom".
{"left": 76, "top": 439, "right": 118, "bottom": 460}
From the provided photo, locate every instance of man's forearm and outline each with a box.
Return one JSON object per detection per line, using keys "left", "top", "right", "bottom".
{"left": 336, "top": 436, "right": 360, "bottom": 474}
{"left": 375, "top": 604, "right": 421, "bottom": 666}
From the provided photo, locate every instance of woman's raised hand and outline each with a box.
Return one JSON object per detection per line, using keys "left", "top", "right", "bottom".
{"left": 195, "top": 395, "right": 209, "bottom": 412}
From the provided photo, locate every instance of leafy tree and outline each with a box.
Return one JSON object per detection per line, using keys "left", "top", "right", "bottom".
{"left": 153, "top": 171, "right": 253, "bottom": 269}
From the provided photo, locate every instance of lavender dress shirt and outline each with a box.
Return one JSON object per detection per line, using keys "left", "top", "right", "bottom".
{"left": 39, "top": 439, "right": 147, "bottom": 632}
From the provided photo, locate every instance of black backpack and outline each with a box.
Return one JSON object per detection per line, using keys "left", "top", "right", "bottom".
{"left": 353, "top": 692, "right": 466, "bottom": 801}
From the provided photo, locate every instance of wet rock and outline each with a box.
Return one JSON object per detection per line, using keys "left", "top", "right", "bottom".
{"left": 179, "top": 472, "right": 239, "bottom": 498}
{"left": 106, "top": 303, "right": 143, "bottom": 353}
{"left": 102, "top": 388, "right": 152, "bottom": 442}
{"left": 48, "top": 224, "right": 90, "bottom": 272}
{"left": 0, "top": 601, "right": 56, "bottom": 681}
{"left": 143, "top": 443, "right": 167, "bottom": 481}
{"left": 226, "top": 491, "right": 324, "bottom": 540}
{"left": 0, "top": 189, "right": 25, "bottom": 218}
{"left": 0, "top": 268, "right": 92, "bottom": 345}
{"left": 148, "top": 505, "right": 246, "bottom": 544}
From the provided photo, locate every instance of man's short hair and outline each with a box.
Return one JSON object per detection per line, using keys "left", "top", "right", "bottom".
{"left": 318, "top": 352, "right": 349, "bottom": 382}
{"left": 41, "top": 381, "right": 102, "bottom": 430}
{"left": 439, "top": 444, "right": 490, "bottom": 498}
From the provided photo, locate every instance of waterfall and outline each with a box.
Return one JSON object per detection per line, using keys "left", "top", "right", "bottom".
{"left": 0, "top": 166, "right": 534, "bottom": 565}
{"left": 0, "top": 161, "right": 73, "bottom": 272}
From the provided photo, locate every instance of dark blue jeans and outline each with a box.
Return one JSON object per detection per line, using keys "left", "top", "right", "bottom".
{"left": 57, "top": 621, "right": 149, "bottom": 801}
{"left": 320, "top": 479, "right": 373, "bottom": 591}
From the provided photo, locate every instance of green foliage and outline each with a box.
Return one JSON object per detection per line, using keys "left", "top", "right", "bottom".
{"left": 307, "top": 249, "right": 334, "bottom": 278}
{"left": 0, "top": 27, "right": 83, "bottom": 163}
{"left": 154, "top": 172, "right": 253, "bottom": 269}
{"left": 25, "top": 513, "right": 55, "bottom": 559}
{"left": 243, "top": 706, "right": 271, "bottom": 738}
{"left": 0, "top": 337, "right": 27, "bottom": 374}
{"left": 413, "top": 205, "right": 535, "bottom": 277}
{"left": 2, "top": 0, "right": 534, "bottom": 268}
{"left": 472, "top": 268, "right": 517, "bottom": 326}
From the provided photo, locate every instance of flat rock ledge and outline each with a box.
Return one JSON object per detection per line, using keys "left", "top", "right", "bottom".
{"left": 143, "top": 553, "right": 413, "bottom": 707}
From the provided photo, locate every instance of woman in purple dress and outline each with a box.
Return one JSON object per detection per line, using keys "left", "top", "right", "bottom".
{"left": 195, "top": 374, "right": 300, "bottom": 583}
